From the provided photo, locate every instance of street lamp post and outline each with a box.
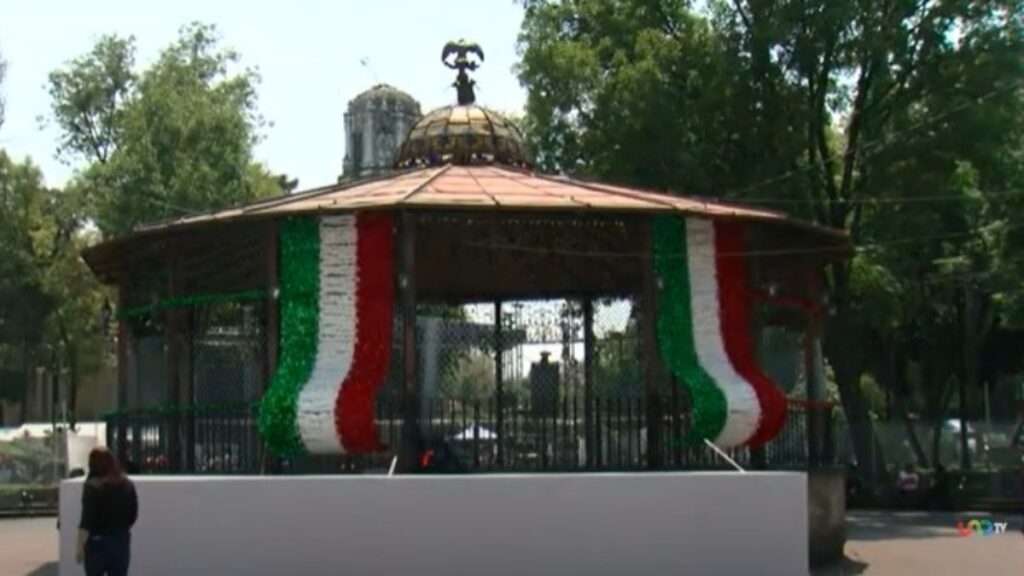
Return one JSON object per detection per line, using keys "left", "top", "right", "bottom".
{"left": 50, "top": 349, "right": 59, "bottom": 434}
{"left": 49, "top": 346, "right": 61, "bottom": 482}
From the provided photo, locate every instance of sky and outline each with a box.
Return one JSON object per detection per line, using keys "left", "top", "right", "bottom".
{"left": 0, "top": 0, "right": 529, "bottom": 189}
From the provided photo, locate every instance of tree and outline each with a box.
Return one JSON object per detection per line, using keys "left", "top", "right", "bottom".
{"left": 46, "top": 23, "right": 286, "bottom": 236}
{"left": 517, "top": 0, "right": 1024, "bottom": 478}
{"left": 0, "top": 153, "right": 53, "bottom": 421}
{"left": 593, "top": 324, "right": 642, "bottom": 400}
{"left": 0, "top": 42, "right": 7, "bottom": 131}
{"left": 0, "top": 152, "right": 107, "bottom": 425}
{"left": 47, "top": 35, "right": 135, "bottom": 165}
{"left": 723, "top": 0, "right": 1023, "bottom": 476}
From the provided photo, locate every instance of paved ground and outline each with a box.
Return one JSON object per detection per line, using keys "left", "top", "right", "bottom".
{"left": 0, "top": 517, "right": 58, "bottom": 576}
{"left": 2, "top": 511, "right": 1021, "bottom": 575}
{"left": 814, "top": 511, "right": 1024, "bottom": 576}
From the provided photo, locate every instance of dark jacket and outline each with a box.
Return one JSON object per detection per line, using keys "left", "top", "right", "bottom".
{"left": 79, "top": 478, "right": 139, "bottom": 536}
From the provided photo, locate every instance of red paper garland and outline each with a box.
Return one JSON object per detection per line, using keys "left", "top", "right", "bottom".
{"left": 334, "top": 212, "right": 395, "bottom": 453}
{"left": 715, "top": 221, "right": 788, "bottom": 446}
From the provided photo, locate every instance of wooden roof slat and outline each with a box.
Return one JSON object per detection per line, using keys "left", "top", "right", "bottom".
{"left": 82, "top": 163, "right": 850, "bottom": 278}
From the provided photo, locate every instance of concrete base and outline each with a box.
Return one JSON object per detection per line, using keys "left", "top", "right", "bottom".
{"left": 808, "top": 468, "right": 846, "bottom": 566}
{"left": 61, "top": 472, "right": 808, "bottom": 576}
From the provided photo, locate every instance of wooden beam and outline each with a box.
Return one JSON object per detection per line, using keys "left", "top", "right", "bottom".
{"left": 116, "top": 283, "right": 130, "bottom": 464}
{"left": 165, "top": 248, "right": 186, "bottom": 471}
{"left": 640, "top": 220, "right": 667, "bottom": 469}
{"left": 804, "top": 261, "right": 825, "bottom": 467}
{"left": 398, "top": 211, "right": 421, "bottom": 472}
{"left": 495, "top": 299, "right": 505, "bottom": 468}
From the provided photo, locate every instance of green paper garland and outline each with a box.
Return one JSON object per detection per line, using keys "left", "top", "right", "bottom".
{"left": 103, "top": 401, "right": 255, "bottom": 420}
{"left": 257, "top": 217, "right": 320, "bottom": 457}
{"left": 117, "top": 289, "right": 267, "bottom": 320}
{"left": 653, "top": 216, "right": 728, "bottom": 443}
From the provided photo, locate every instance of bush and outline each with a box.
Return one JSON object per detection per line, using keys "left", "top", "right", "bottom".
{"left": 0, "top": 484, "right": 58, "bottom": 510}
{"left": 0, "top": 436, "right": 61, "bottom": 484}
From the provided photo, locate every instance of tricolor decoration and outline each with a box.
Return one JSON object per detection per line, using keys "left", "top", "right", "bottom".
{"left": 653, "top": 216, "right": 787, "bottom": 448}
{"left": 653, "top": 216, "right": 729, "bottom": 444}
{"left": 258, "top": 213, "right": 395, "bottom": 456}
{"left": 715, "top": 220, "right": 788, "bottom": 446}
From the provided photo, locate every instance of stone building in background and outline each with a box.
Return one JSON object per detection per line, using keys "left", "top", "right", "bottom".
{"left": 340, "top": 84, "right": 421, "bottom": 180}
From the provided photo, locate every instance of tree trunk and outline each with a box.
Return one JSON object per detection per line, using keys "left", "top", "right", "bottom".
{"left": 928, "top": 376, "right": 955, "bottom": 466}
{"left": 888, "top": 341, "right": 928, "bottom": 467}
{"left": 930, "top": 422, "right": 943, "bottom": 466}
{"left": 826, "top": 266, "right": 884, "bottom": 481}
{"left": 827, "top": 316, "right": 882, "bottom": 479}
{"left": 66, "top": 340, "right": 78, "bottom": 430}
{"left": 958, "top": 284, "right": 991, "bottom": 471}
{"left": 894, "top": 391, "right": 928, "bottom": 467}
{"left": 956, "top": 371, "right": 971, "bottom": 470}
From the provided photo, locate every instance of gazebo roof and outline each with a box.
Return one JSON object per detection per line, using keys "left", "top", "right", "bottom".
{"left": 82, "top": 42, "right": 849, "bottom": 284}
{"left": 126, "top": 164, "right": 845, "bottom": 241}
{"left": 81, "top": 163, "right": 849, "bottom": 288}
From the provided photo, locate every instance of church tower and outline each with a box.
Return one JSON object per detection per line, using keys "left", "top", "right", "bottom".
{"left": 340, "top": 84, "right": 421, "bottom": 181}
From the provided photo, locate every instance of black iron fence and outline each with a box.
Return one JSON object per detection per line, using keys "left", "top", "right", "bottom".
{"left": 104, "top": 396, "right": 840, "bottom": 475}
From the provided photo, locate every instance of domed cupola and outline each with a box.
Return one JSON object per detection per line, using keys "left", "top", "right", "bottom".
{"left": 394, "top": 40, "right": 531, "bottom": 169}
{"left": 342, "top": 83, "right": 421, "bottom": 179}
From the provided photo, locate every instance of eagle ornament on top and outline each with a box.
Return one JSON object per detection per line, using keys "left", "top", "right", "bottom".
{"left": 442, "top": 39, "right": 484, "bottom": 105}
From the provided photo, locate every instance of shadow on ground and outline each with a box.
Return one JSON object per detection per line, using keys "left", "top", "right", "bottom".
{"left": 812, "top": 556, "right": 870, "bottom": 576}
{"left": 23, "top": 562, "right": 57, "bottom": 576}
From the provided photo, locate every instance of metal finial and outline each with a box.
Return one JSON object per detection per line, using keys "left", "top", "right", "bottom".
{"left": 441, "top": 39, "right": 484, "bottom": 105}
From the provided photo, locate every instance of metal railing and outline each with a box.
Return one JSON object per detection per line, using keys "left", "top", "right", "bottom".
{"left": 104, "top": 396, "right": 839, "bottom": 475}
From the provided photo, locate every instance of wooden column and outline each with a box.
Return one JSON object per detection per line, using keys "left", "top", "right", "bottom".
{"left": 640, "top": 221, "right": 667, "bottom": 469}
{"left": 265, "top": 221, "right": 280, "bottom": 381}
{"left": 398, "top": 211, "right": 421, "bottom": 473}
{"left": 165, "top": 247, "right": 186, "bottom": 471}
{"left": 258, "top": 221, "right": 280, "bottom": 474}
{"left": 181, "top": 308, "right": 196, "bottom": 472}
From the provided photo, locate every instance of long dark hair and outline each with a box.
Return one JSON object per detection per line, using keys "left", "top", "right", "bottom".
{"left": 87, "top": 447, "right": 127, "bottom": 485}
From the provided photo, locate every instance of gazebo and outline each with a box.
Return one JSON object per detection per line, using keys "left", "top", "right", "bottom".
{"left": 83, "top": 42, "right": 849, "bottom": 476}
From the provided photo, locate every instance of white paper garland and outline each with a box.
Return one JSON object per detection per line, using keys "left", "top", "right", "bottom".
{"left": 296, "top": 215, "right": 357, "bottom": 453}
{"left": 685, "top": 218, "right": 761, "bottom": 448}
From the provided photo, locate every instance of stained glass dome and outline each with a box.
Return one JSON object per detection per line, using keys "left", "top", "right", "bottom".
{"left": 394, "top": 104, "right": 530, "bottom": 168}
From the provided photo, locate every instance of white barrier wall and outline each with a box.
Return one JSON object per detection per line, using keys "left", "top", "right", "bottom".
{"left": 61, "top": 472, "right": 807, "bottom": 576}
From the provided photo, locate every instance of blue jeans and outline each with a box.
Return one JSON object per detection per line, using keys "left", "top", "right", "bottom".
{"left": 85, "top": 532, "right": 131, "bottom": 576}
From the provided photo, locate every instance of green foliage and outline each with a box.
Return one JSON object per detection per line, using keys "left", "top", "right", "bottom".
{"left": 0, "top": 42, "right": 6, "bottom": 131}
{"left": 0, "top": 369, "right": 27, "bottom": 403}
{"left": 592, "top": 329, "right": 642, "bottom": 399}
{"left": 47, "top": 35, "right": 135, "bottom": 164}
{"left": 0, "top": 153, "right": 54, "bottom": 349}
{"left": 1, "top": 22, "right": 291, "bottom": 419}
{"left": 517, "top": 0, "right": 1024, "bottom": 472}
{"left": 444, "top": 351, "right": 496, "bottom": 400}
{"left": 0, "top": 437, "right": 60, "bottom": 484}
{"left": 47, "top": 22, "right": 288, "bottom": 236}
{"left": 0, "top": 151, "right": 109, "bottom": 414}
{"left": 0, "top": 153, "right": 57, "bottom": 405}
{"left": 857, "top": 374, "right": 887, "bottom": 417}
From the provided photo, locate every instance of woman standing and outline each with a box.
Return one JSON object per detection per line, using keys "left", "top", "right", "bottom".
{"left": 76, "top": 447, "right": 139, "bottom": 576}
